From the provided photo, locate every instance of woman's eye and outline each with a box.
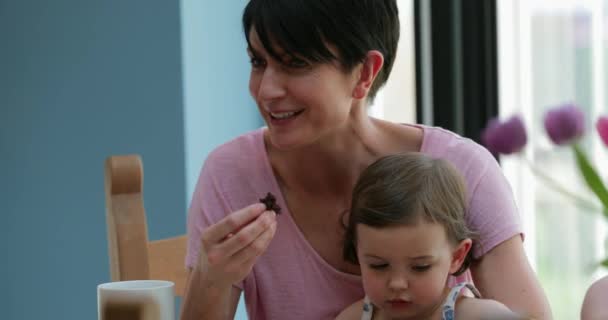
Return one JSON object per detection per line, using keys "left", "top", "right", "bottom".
{"left": 285, "top": 58, "right": 309, "bottom": 69}
{"left": 249, "top": 57, "right": 266, "bottom": 69}
{"left": 412, "top": 265, "right": 431, "bottom": 272}
{"left": 369, "top": 263, "right": 389, "bottom": 270}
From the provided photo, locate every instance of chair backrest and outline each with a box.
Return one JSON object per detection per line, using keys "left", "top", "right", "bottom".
{"left": 104, "top": 154, "right": 188, "bottom": 297}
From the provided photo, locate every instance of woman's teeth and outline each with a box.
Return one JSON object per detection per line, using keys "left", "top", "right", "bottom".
{"left": 270, "top": 111, "right": 298, "bottom": 119}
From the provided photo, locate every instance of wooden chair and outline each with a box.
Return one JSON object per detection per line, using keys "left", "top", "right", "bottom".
{"left": 104, "top": 154, "right": 188, "bottom": 296}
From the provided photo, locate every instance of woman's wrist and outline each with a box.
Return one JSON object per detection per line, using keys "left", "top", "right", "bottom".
{"left": 181, "top": 266, "right": 234, "bottom": 320}
{"left": 192, "top": 263, "right": 229, "bottom": 292}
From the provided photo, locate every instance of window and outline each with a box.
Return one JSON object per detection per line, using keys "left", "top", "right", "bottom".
{"left": 368, "top": 0, "right": 417, "bottom": 123}
{"left": 498, "top": 1, "right": 608, "bottom": 318}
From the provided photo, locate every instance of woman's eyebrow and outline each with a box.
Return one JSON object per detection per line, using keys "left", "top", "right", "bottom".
{"left": 247, "top": 46, "right": 259, "bottom": 56}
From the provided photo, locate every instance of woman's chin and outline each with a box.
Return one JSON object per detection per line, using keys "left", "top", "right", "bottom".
{"left": 265, "top": 126, "right": 322, "bottom": 152}
{"left": 266, "top": 132, "right": 312, "bottom": 152}
{"left": 268, "top": 137, "right": 300, "bottom": 152}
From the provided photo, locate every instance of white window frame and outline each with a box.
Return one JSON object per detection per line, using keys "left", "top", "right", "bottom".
{"left": 369, "top": 0, "right": 417, "bottom": 124}
{"left": 497, "top": 0, "right": 608, "bottom": 278}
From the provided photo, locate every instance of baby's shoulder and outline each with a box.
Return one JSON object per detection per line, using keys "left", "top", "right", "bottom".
{"left": 334, "top": 299, "right": 365, "bottom": 320}
{"left": 456, "top": 297, "right": 527, "bottom": 320}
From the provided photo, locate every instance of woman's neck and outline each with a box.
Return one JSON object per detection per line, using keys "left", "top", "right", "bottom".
{"left": 265, "top": 99, "right": 424, "bottom": 197}
{"left": 267, "top": 111, "right": 383, "bottom": 198}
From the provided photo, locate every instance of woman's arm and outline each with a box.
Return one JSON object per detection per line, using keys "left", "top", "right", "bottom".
{"left": 457, "top": 296, "right": 535, "bottom": 320}
{"left": 470, "top": 235, "right": 552, "bottom": 320}
{"left": 181, "top": 203, "right": 277, "bottom": 320}
{"left": 581, "top": 275, "right": 608, "bottom": 320}
{"left": 180, "top": 268, "right": 242, "bottom": 320}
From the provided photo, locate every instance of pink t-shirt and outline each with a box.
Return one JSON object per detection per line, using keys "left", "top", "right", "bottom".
{"left": 185, "top": 125, "right": 523, "bottom": 320}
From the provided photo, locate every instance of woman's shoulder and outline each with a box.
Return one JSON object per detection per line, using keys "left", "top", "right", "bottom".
{"left": 195, "top": 127, "right": 271, "bottom": 202}
{"left": 456, "top": 297, "right": 527, "bottom": 320}
{"left": 190, "top": 127, "right": 273, "bottom": 221}
{"left": 419, "top": 125, "right": 498, "bottom": 183}
{"left": 204, "top": 128, "right": 266, "bottom": 171}
{"left": 420, "top": 125, "right": 493, "bottom": 162}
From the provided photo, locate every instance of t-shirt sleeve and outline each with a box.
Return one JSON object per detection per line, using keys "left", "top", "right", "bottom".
{"left": 185, "top": 159, "right": 217, "bottom": 269}
{"left": 184, "top": 152, "right": 245, "bottom": 290}
{"left": 466, "top": 154, "right": 523, "bottom": 259}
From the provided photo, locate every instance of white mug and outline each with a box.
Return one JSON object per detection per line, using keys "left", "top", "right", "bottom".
{"left": 97, "top": 280, "right": 175, "bottom": 320}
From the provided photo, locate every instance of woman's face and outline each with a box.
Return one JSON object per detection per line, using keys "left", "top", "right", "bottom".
{"left": 356, "top": 221, "right": 467, "bottom": 320}
{"left": 247, "top": 29, "right": 361, "bottom": 151}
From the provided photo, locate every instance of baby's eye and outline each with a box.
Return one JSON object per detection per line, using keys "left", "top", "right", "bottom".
{"left": 369, "top": 263, "right": 389, "bottom": 270}
{"left": 249, "top": 57, "right": 266, "bottom": 69}
{"left": 412, "top": 265, "right": 431, "bottom": 272}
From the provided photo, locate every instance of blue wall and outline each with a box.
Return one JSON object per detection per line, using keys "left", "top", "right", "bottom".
{"left": 181, "top": 1, "right": 261, "bottom": 318}
{"left": 181, "top": 0, "right": 261, "bottom": 199}
{"left": 0, "top": 0, "right": 260, "bottom": 319}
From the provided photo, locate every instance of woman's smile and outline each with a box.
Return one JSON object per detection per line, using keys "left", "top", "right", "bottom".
{"left": 268, "top": 109, "right": 305, "bottom": 126}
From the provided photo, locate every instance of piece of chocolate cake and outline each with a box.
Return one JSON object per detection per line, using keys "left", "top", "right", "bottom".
{"left": 259, "top": 192, "right": 281, "bottom": 214}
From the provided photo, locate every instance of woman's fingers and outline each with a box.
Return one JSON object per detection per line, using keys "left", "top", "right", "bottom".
{"left": 198, "top": 202, "right": 277, "bottom": 286}
{"left": 202, "top": 203, "right": 267, "bottom": 245}
{"left": 230, "top": 218, "right": 277, "bottom": 267}
{"left": 216, "top": 210, "right": 276, "bottom": 259}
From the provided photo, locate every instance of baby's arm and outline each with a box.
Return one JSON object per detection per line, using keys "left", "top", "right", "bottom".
{"left": 335, "top": 299, "right": 365, "bottom": 320}
{"left": 457, "top": 297, "right": 533, "bottom": 320}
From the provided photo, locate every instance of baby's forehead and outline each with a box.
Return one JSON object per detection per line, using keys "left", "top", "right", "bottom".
{"left": 356, "top": 222, "right": 451, "bottom": 252}
{"left": 357, "top": 219, "right": 448, "bottom": 234}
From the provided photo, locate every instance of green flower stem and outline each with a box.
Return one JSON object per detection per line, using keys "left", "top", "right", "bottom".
{"left": 518, "top": 154, "right": 603, "bottom": 213}
{"left": 572, "top": 144, "right": 608, "bottom": 217}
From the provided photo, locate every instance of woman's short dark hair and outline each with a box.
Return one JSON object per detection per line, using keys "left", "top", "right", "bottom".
{"left": 242, "top": 0, "right": 400, "bottom": 102}
{"left": 342, "top": 152, "right": 478, "bottom": 276}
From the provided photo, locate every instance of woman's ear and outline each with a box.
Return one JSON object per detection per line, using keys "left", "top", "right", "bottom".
{"left": 353, "top": 50, "right": 384, "bottom": 99}
{"left": 449, "top": 239, "right": 473, "bottom": 274}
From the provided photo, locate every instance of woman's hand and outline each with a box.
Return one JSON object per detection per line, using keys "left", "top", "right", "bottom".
{"left": 197, "top": 203, "right": 277, "bottom": 287}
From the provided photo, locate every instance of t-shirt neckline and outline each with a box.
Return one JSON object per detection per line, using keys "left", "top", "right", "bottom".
{"left": 253, "top": 125, "right": 430, "bottom": 281}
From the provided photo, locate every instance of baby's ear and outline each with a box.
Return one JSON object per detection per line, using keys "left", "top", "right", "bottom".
{"left": 449, "top": 239, "right": 472, "bottom": 274}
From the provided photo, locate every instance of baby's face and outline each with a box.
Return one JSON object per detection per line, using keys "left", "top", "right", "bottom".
{"left": 356, "top": 221, "right": 460, "bottom": 319}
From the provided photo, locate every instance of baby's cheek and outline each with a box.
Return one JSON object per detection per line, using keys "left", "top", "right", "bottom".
{"left": 361, "top": 272, "right": 386, "bottom": 303}
{"left": 413, "top": 272, "right": 449, "bottom": 303}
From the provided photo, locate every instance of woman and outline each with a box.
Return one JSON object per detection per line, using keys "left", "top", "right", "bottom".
{"left": 180, "top": 1, "right": 552, "bottom": 319}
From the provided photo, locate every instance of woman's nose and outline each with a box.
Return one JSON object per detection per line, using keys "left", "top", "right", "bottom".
{"left": 256, "top": 67, "right": 286, "bottom": 101}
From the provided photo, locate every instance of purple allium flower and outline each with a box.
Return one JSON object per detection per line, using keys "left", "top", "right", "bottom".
{"left": 597, "top": 116, "right": 608, "bottom": 148}
{"left": 544, "top": 104, "right": 585, "bottom": 146}
{"left": 481, "top": 115, "right": 528, "bottom": 155}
